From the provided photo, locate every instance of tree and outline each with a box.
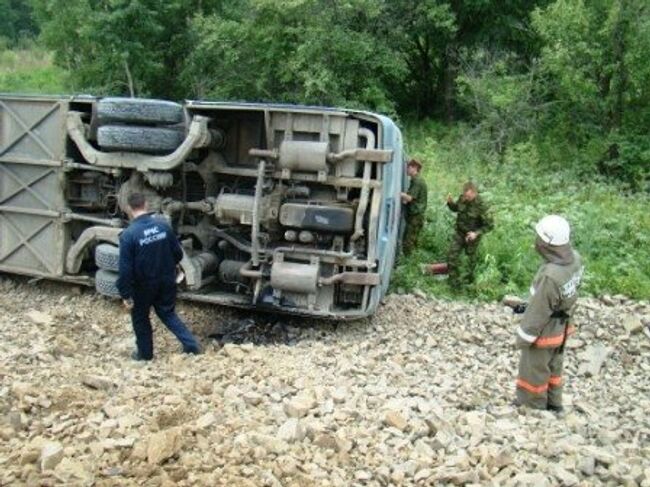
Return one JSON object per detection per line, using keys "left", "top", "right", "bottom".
{"left": 456, "top": 50, "right": 547, "bottom": 159}
{"left": 380, "top": 0, "right": 551, "bottom": 119}
{"left": 31, "top": 0, "right": 210, "bottom": 98}
{"left": 532, "top": 0, "right": 650, "bottom": 186}
{"left": 0, "top": 0, "right": 38, "bottom": 45}
{"left": 181, "top": 0, "right": 405, "bottom": 112}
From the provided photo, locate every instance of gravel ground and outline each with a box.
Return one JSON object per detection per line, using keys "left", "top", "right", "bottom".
{"left": 0, "top": 275, "right": 649, "bottom": 486}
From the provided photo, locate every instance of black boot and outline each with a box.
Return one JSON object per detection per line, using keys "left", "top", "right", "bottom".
{"left": 184, "top": 345, "right": 203, "bottom": 355}
{"left": 131, "top": 350, "right": 151, "bottom": 361}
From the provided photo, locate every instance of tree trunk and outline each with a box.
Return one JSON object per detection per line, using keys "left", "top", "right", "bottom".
{"left": 411, "top": 34, "right": 435, "bottom": 119}
{"left": 440, "top": 46, "right": 457, "bottom": 122}
{"left": 610, "top": 0, "right": 629, "bottom": 130}
{"left": 123, "top": 58, "right": 135, "bottom": 98}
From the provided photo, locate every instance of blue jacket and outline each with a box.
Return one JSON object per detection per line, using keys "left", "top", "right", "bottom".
{"left": 116, "top": 214, "right": 183, "bottom": 299}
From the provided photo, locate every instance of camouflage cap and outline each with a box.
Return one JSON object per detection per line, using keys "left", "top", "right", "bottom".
{"left": 407, "top": 158, "right": 423, "bottom": 170}
{"left": 463, "top": 181, "right": 477, "bottom": 192}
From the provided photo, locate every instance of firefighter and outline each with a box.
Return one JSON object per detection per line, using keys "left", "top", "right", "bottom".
{"left": 446, "top": 181, "right": 493, "bottom": 287}
{"left": 117, "top": 192, "right": 201, "bottom": 361}
{"left": 400, "top": 159, "right": 428, "bottom": 256}
{"left": 515, "top": 215, "right": 584, "bottom": 411}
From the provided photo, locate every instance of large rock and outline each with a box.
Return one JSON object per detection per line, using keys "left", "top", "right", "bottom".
{"left": 330, "top": 387, "right": 347, "bottom": 404}
{"left": 313, "top": 433, "right": 341, "bottom": 451}
{"left": 283, "top": 395, "right": 315, "bottom": 418}
{"left": 384, "top": 410, "right": 408, "bottom": 431}
{"left": 432, "top": 429, "right": 454, "bottom": 450}
{"left": 512, "top": 472, "right": 551, "bottom": 487}
{"left": 81, "top": 374, "right": 114, "bottom": 391}
{"left": 552, "top": 465, "right": 579, "bottom": 486}
{"left": 195, "top": 412, "right": 217, "bottom": 430}
{"left": 11, "top": 382, "right": 37, "bottom": 401}
{"left": 276, "top": 455, "right": 298, "bottom": 476}
{"left": 20, "top": 437, "right": 47, "bottom": 465}
{"left": 249, "top": 434, "right": 288, "bottom": 455}
{"left": 600, "top": 295, "right": 616, "bottom": 306}
{"left": 623, "top": 315, "right": 643, "bottom": 334}
{"left": 147, "top": 428, "right": 183, "bottom": 465}
{"left": 578, "top": 344, "right": 612, "bottom": 376}
{"left": 433, "top": 468, "right": 479, "bottom": 485}
{"left": 40, "top": 442, "right": 64, "bottom": 471}
{"left": 413, "top": 439, "right": 435, "bottom": 459}
{"left": 277, "top": 418, "right": 306, "bottom": 443}
{"left": 502, "top": 295, "right": 525, "bottom": 307}
{"left": 222, "top": 344, "right": 247, "bottom": 360}
{"left": 26, "top": 310, "right": 53, "bottom": 325}
{"left": 54, "top": 458, "right": 93, "bottom": 484}
{"left": 52, "top": 335, "right": 77, "bottom": 356}
{"left": 581, "top": 446, "right": 615, "bottom": 465}
{"left": 355, "top": 470, "right": 373, "bottom": 481}
{"left": 243, "top": 391, "right": 263, "bottom": 406}
{"left": 118, "top": 414, "right": 143, "bottom": 429}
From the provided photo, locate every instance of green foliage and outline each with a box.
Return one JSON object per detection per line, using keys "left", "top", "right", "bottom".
{"left": 181, "top": 0, "right": 404, "bottom": 113}
{"left": 394, "top": 122, "right": 650, "bottom": 301}
{"left": 598, "top": 132, "right": 650, "bottom": 191}
{"left": 25, "top": 0, "right": 549, "bottom": 118}
{"left": 0, "top": 0, "right": 38, "bottom": 46}
{"left": 456, "top": 50, "right": 545, "bottom": 158}
{"left": 531, "top": 0, "right": 650, "bottom": 187}
{"left": 30, "top": 0, "right": 204, "bottom": 98}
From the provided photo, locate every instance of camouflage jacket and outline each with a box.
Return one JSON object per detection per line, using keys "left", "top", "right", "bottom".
{"left": 447, "top": 195, "right": 493, "bottom": 235}
{"left": 406, "top": 175, "right": 428, "bottom": 217}
{"left": 516, "top": 245, "right": 584, "bottom": 349}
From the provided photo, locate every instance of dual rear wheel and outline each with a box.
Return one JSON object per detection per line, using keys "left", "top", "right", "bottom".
{"left": 95, "top": 98, "right": 185, "bottom": 154}
{"left": 94, "top": 244, "right": 120, "bottom": 298}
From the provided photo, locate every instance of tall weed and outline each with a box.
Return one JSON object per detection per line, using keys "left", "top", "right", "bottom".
{"left": 0, "top": 46, "right": 69, "bottom": 94}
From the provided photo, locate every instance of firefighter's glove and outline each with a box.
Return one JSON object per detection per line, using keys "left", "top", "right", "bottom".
{"left": 512, "top": 304, "right": 527, "bottom": 315}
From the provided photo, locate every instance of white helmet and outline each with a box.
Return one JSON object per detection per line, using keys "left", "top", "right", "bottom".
{"left": 535, "top": 215, "right": 570, "bottom": 246}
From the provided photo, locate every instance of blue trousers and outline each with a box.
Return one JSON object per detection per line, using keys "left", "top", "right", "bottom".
{"left": 131, "top": 281, "right": 199, "bottom": 360}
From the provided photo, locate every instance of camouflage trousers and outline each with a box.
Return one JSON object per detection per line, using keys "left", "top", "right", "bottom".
{"left": 516, "top": 346, "right": 564, "bottom": 409}
{"left": 402, "top": 214, "right": 424, "bottom": 257}
{"left": 447, "top": 232, "right": 480, "bottom": 286}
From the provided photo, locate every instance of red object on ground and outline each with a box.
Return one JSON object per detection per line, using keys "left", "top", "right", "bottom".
{"left": 423, "top": 262, "right": 449, "bottom": 275}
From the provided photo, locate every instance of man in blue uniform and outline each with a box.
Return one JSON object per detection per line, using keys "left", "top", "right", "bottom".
{"left": 117, "top": 192, "right": 201, "bottom": 361}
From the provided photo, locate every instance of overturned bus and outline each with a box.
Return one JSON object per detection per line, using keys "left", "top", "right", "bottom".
{"left": 0, "top": 95, "right": 405, "bottom": 319}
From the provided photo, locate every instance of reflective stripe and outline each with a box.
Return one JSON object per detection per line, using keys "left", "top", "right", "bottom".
{"left": 534, "top": 325, "right": 576, "bottom": 348}
{"left": 517, "top": 326, "right": 537, "bottom": 343}
{"left": 549, "top": 376, "right": 562, "bottom": 387}
{"left": 534, "top": 334, "right": 565, "bottom": 348}
{"left": 516, "top": 378, "right": 548, "bottom": 394}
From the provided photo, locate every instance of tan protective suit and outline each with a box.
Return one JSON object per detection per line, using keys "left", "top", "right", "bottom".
{"left": 515, "top": 239, "right": 584, "bottom": 409}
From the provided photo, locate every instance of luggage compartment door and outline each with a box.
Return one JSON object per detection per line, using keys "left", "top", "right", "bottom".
{"left": 0, "top": 96, "right": 68, "bottom": 277}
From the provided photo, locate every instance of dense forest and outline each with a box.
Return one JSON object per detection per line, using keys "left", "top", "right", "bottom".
{"left": 1, "top": 0, "right": 648, "bottom": 298}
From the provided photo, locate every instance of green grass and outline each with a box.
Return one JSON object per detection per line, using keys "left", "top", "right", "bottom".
{"left": 393, "top": 121, "right": 650, "bottom": 301}
{"left": 0, "top": 46, "right": 70, "bottom": 94}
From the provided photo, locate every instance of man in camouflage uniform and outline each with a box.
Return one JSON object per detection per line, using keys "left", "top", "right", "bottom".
{"left": 400, "top": 159, "right": 428, "bottom": 256}
{"left": 446, "top": 181, "right": 492, "bottom": 287}
{"left": 515, "top": 215, "right": 584, "bottom": 412}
